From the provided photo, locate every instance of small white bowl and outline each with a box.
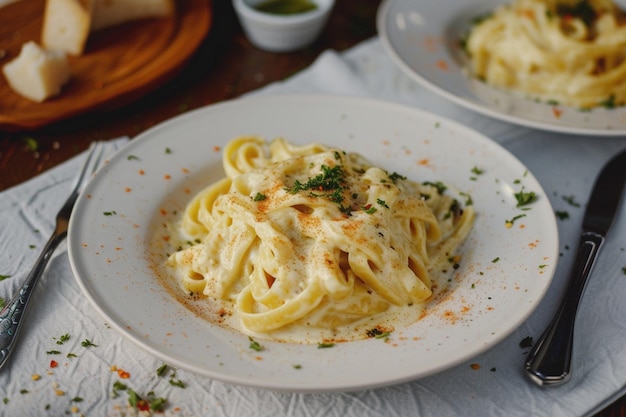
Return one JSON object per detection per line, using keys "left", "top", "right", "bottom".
{"left": 232, "top": 0, "right": 335, "bottom": 53}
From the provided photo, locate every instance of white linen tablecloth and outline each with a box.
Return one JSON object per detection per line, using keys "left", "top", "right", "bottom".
{"left": 1, "top": 37, "right": 626, "bottom": 417}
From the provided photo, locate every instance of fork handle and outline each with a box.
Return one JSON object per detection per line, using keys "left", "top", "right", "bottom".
{"left": 0, "top": 231, "right": 66, "bottom": 369}
{"left": 524, "top": 231, "right": 604, "bottom": 386}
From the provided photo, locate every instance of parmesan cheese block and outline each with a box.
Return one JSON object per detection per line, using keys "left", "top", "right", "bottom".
{"left": 41, "top": 0, "right": 93, "bottom": 56}
{"left": 2, "top": 41, "right": 71, "bottom": 102}
{"left": 90, "top": 0, "right": 175, "bottom": 31}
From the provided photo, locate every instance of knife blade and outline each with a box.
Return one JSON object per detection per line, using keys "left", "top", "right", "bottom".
{"left": 525, "top": 147, "right": 626, "bottom": 386}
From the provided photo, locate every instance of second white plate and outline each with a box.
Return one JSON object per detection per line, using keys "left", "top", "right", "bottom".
{"left": 377, "top": 0, "right": 626, "bottom": 136}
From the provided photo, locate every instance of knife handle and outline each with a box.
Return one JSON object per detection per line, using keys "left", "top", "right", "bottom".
{"left": 524, "top": 231, "right": 604, "bottom": 386}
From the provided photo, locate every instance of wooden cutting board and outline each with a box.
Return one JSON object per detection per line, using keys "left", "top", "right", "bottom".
{"left": 0, "top": 0, "right": 212, "bottom": 131}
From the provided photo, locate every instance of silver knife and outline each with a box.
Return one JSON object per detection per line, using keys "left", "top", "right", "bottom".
{"left": 525, "top": 147, "right": 626, "bottom": 386}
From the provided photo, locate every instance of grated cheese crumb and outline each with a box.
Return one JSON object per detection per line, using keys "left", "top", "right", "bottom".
{"left": 31, "top": 374, "right": 41, "bottom": 381}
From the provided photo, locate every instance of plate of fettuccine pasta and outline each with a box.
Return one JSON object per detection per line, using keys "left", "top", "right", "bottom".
{"left": 67, "top": 95, "right": 558, "bottom": 392}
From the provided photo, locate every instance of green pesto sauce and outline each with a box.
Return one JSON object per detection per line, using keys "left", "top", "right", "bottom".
{"left": 253, "top": 0, "right": 318, "bottom": 15}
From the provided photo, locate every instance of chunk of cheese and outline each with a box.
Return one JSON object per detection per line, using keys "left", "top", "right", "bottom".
{"left": 40, "top": 0, "right": 174, "bottom": 56}
{"left": 91, "top": 0, "right": 175, "bottom": 31}
{"left": 2, "top": 41, "right": 71, "bottom": 102}
{"left": 41, "top": 0, "right": 93, "bottom": 56}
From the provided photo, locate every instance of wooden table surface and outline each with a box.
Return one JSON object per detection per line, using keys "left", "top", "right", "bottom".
{"left": 0, "top": 1, "right": 623, "bottom": 415}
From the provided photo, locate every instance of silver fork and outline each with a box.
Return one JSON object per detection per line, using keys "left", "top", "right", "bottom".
{"left": 0, "top": 141, "right": 107, "bottom": 370}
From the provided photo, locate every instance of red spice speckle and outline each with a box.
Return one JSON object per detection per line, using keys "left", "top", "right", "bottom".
{"left": 138, "top": 169, "right": 145, "bottom": 175}
{"left": 213, "top": 146, "right": 221, "bottom": 152}
{"left": 117, "top": 369, "right": 130, "bottom": 379}
{"left": 137, "top": 400, "right": 150, "bottom": 411}
{"left": 470, "top": 363, "right": 481, "bottom": 370}
{"left": 518, "top": 8, "right": 535, "bottom": 19}
{"left": 552, "top": 107, "right": 563, "bottom": 118}
{"left": 125, "top": 187, "right": 132, "bottom": 193}
{"left": 436, "top": 59, "right": 449, "bottom": 70}
{"left": 164, "top": 174, "right": 171, "bottom": 180}
{"left": 50, "top": 360, "right": 58, "bottom": 368}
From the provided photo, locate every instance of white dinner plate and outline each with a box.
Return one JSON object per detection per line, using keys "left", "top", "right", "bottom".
{"left": 377, "top": 0, "right": 626, "bottom": 136}
{"left": 68, "top": 95, "right": 558, "bottom": 392}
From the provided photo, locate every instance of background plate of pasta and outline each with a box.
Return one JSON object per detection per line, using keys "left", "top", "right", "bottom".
{"left": 68, "top": 95, "right": 559, "bottom": 392}
{"left": 378, "top": 0, "right": 626, "bottom": 136}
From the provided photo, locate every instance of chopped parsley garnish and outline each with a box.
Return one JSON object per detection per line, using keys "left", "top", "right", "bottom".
{"left": 556, "top": 1, "right": 596, "bottom": 28}
{"left": 22, "top": 136, "right": 38, "bottom": 152}
{"left": 514, "top": 190, "right": 537, "bottom": 207}
{"left": 103, "top": 211, "right": 117, "bottom": 216}
{"left": 460, "top": 192, "right": 473, "bottom": 206}
{"left": 248, "top": 337, "right": 263, "bottom": 352}
{"left": 0, "top": 274, "right": 10, "bottom": 281}
{"left": 165, "top": 147, "right": 172, "bottom": 154}
{"left": 113, "top": 382, "right": 167, "bottom": 411}
{"left": 317, "top": 342, "right": 335, "bottom": 348}
{"left": 284, "top": 163, "right": 353, "bottom": 212}
{"left": 252, "top": 192, "right": 266, "bottom": 201}
{"left": 127, "top": 155, "right": 140, "bottom": 161}
{"left": 112, "top": 381, "right": 128, "bottom": 398}
{"left": 562, "top": 195, "right": 581, "bottom": 207}
{"left": 471, "top": 166, "right": 484, "bottom": 175}
{"left": 286, "top": 164, "right": 346, "bottom": 194}
{"left": 56, "top": 333, "right": 70, "bottom": 345}
{"left": 377, "top": 198, "right": 389, "bottom": 209}
{"left": 491, "top": 257, "right": 500, "bottom": 263}
{"left": 81, "top": 339, "right": 97, "bottom": 348}
{"left": 388, "top": 172, "right": 407, "bottom": 184}
{"left": 46, "top": 350, "right": 61, "bottom": 355}
{"left": 519, "top": 336, "right": 534, "bottom": 349}
{"left": 422, "top": 181, "right": 447, "bottom": 194}
{"left": 555, "top": 210, "right": 570, "bottom": 220}
{"left": 505, "top": 213, "right": 526, "bottom": 227}
{"left": 156, "top": 364, "right": 169, "bottom": 377}
{"left": 362, "top": 204, "right": 377, "bottom": 214}
{"left": 169, "top": 377, "right": 185, "bottom": 388}
{"left": 599, "top": 94, "right": 617, "bottom": 109}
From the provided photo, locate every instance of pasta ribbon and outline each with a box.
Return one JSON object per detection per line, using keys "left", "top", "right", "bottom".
{"left": 167, "top": 137, "right": 474, "bottom": 336}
